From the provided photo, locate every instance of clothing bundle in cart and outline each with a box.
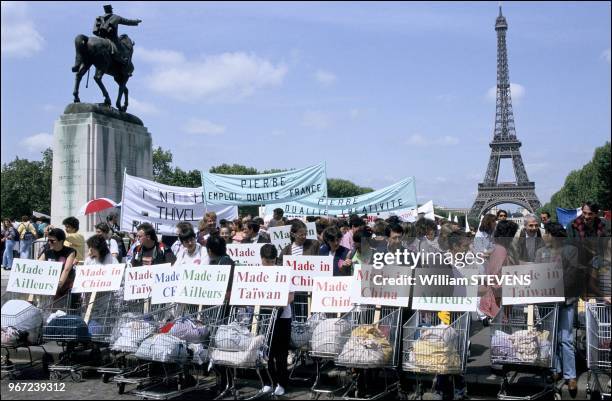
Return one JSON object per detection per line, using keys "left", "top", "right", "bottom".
{"left": 210, "top": 322, "right": 265, "bottom": 366}
{"left": 134, "top": 334, "right": 188, "bottom": 363}
{"left": 407, "top": 324, "right": 461, "bottom": 373}
{"left": 337, "top": 325, "right": 392, "bottom": 366}
{"left": 110, "top": 315, "right": 157, "bottom": 353}
{"left": 491, "top": 329, "right": 551, "bottom": 364}
{"left": 290, "top": 313, "right": 324, "bottom": 349}
{"left": 1, "top": 300, "right": 43, "bottom": 345}
{"left": 43, "top": 310, "right": 90, "bottom": 341}
{"left": 310, "top": 318, "right": 351, "bottom": 354}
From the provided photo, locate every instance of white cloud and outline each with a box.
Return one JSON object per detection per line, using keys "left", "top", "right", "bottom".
{"left": 315, "top": 69, "right": 336, "bottom": 86}
{"left": 139, "top": 49, "right": 287, "bottom": 101}
{"left": 405, "top": 134, "right": 459, "bottom": 147}
{"left": 302, "top": 110, "right": 331, "bottom": 130}
{"left": 183, "top": 118, "right": 226, "bottom": 135}
{"left": 487, "top": 83, "right": 526, "bottom": 102}
{"left": 1, "top": 2, "right": 44, "bottom": 58}
{"left": 602, "top": 48, "right": 611, "bottom": 64}
{"left": 21, "top": 132, "right": 53, "bottom": 153}
{"left": 129, "top": 98, "right": 159, "bottom": 115}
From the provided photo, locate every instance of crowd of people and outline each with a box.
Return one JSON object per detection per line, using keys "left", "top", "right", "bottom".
{"left": 0, "top": 202, "right": 609, "bottom": 397}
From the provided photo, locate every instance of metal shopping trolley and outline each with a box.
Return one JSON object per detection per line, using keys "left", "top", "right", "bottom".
{"left": 401, "top": 310, "right": 471, "bottom": 400}
{"left": 288, "top": 292, "right": 323, "bottom": 382}
{"left": 208, "top": 306, "right": 278, "bottom": 400}
{"left": 585, "top": 302, "right": 611, "bottom": 400}
{"left": 1, "top": 292, "right": 57, "bottom": 379}
{"left": 335, "top": 306, "right": 402, "bottom": 400}
{"left": 490, "top": 303, "right": 559, "bottom": 400}
{"left": 129, "top": 304, "right": 225, "bottom": 400}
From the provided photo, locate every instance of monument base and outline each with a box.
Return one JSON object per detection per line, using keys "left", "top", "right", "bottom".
{"left": 50, "top": 103, "right": 153, "bottom": 236}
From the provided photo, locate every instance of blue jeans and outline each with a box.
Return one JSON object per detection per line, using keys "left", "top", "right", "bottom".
{"left": 19, "top": 239, "right": 33, "bottom": 259}
{"left": 555, "top": 303, "right": 576, "bottom": 379}
{"left": 2, "top": 239, "right": 16, "bottom": 267}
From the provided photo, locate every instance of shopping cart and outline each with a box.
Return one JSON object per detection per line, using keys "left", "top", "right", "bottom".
{"left": 1, "top": 292, "right": 57, "bottom": 379}
{"left": 129, "top": 304, "right": 225, "bottom": 400}
{"left": 335, "top": 306, "right": 402, "bottom": 400}
{"left": 585, "top": 302, "right": 611, "bottom": 400}
{"left": 401, "top": 310, "right": 470, "bottom": 400}
{"left": 208, "top": 306, "right": 278, "bottom": 400}
{"left": 42, "top": 292, "right": 116, "bottom": 382}
{"left": 288, "top": 291, "right": 321, "bottom": 382}
{"left": 309, "top": 305, "right": 374, "bottom": 400}
{"left": 490, "top": 303, "right": 559, "bottom": 400}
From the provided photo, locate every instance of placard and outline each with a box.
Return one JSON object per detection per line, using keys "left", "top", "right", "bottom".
{"left": 123, "top": 265, "right": 163, "bottom": 300}
{"left": 230, "top": 266, "right": 291, "bottom": 306}
{"left": 150, "top": 264, "right": 180, "bottom": 304}
{"left": 226, "top": 244, "right": 264, "bottom": 266}
{"left": 352, "top": 264, "right": 411, "bottom": 307}
{"left": 311, "top": 276, "right": 353, "bottom": 313}
{"left": 174, "top": 265, "right": 231, "bottom": 305}
{"left": 411, "top": 266, "right": 479, "bottom": 311}
{"left": 283, "top": 255, "right": 333, "bottom": 291}
{"left": 502, "top": 263, "right": 565, "bottom": 305}
{"left": 269, "top": 222, "right": 317, "bottom": 254}
{"left": 6, "top": 259, "right": 63, "bottom": 296}
{"left": 72, "top": 263, "right": 126, "bottom": 293}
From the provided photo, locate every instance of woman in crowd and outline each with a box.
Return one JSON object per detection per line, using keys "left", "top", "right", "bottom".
{"left": 474, "top": 214, "right": 497, "bottom": 255}
{"left": 85, "top": 234, "right": 118, "bottom": 265}
{"left": 219, "top": 226, "right": 233, "bottom": 245}
{"left": 281, "top": 219, "right": 320, "bottom": 257}
{"left": 174, "top": 224, "right": 209, "bottom": 265}
{"left": 2, "top": 218, "right": 18, "bottom": 270}
{"left": 17, "top": 215, "right": 37, "bottom": 259}
{"left": 319, "top": 226, "right": 352, "bottom": 276}
{"left": 38, "top": 228, "right": 77, "bottom": 299}
{"left": 231, "top": 219, "right": 245, "bottom": 243}
{"left": 351, "top": 226, "right": 373, "bottom": 264}
{"left": 95, "top": 222, "right": 120, "bottom": 260}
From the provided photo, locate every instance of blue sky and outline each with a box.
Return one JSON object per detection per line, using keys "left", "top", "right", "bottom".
{"left": 1, "top": 1, "right": 610, "bottom": 209}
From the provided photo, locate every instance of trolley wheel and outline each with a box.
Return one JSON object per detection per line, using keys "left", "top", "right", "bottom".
{"left": 554, "top": 392, "right": 562, "bottom": 400}
{"left": 50, "top": 371, "right": 62, "bottom": 381}
{"left": 102, "top": 373, "right": 111, "bottom": 383}
{"left": 70, "top": 370, "right": 83, "bottom": 382}
{"left": 118, "top": 382, "right": 126, "bottom": 395}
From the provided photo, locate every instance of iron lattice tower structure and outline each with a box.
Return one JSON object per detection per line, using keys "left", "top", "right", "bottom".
{"left": 470, "top": 7, "right": 541, "bottom": 217}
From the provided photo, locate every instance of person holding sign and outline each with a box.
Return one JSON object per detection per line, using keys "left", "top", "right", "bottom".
{"left": 174, "top": 224, "right": 209, "bottom": 265}
{"left": 319, "top": 226, "right": 353, "bottom": 276}
{"left": 38, "top": 228, "right": 77, "bottom": 299}
{"left": 84, "top": 235, "right": 118, "bottom": 265}
{"left": 241, "top": 221, "right": 271, "bottom": 244}
{"left": 95, "top": 222, "right": 120, "bottom": 260}
{"left": 131, "top": 223, "right": 176, "bottom": 267}
{"left": 281, "top": 220, "right": 320, "bottom": 257}
{"left": 219, "top": 226, "right": 233, "bottom": 244}
{"left": 260, "top": 244, "right": 293, "bottom": 396}
{"left": 206, "top": 234, "right": 236, "bottom": 302}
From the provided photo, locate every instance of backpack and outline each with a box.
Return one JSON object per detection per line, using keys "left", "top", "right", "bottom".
{"left": 22, "top": 223, "right": 36, "bottom": 241}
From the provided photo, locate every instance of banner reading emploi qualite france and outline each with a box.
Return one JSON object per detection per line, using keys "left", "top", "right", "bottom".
{"left": 201, "top": 163, "right": 327, "bottom": 206}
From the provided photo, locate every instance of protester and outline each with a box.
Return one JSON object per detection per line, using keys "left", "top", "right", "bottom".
{"left": 496, "top": 209, "right": 508, "bottom": 221}
{"left": 351, "top": 226, "right": 373, "bottom": 264}
{"left": 268, "top": 208, "right": 285, "bottom": 228}
{"left": 231, "top": 219, "right": 245, "bottom": 243}
{"left": 242, "top": 221, "right": 271, "bottom": 243}
{"left": 62, "top": 216, "right": 85, "bottom": 262}
{"left": 219, "top": 226, "right": 233, "bottom": 244}
{"left": 106, "top": 212, "right": 121, "bottom": 233}
{"left": 174, "top": 224, "right": 209, "bottom": 265}
{"left": 339, "top": 215, "right": 365, "bottom": 252}
{"left": 38, "top": 228, "right": 77, "bottom": 299}
{"left": 17, "top": 215, "right": 37, "bottom": 259}
{"left": 514, "top": 213, "right": 544, "bottom": 263}
{"left": 281, "top": 219, "right": 320, "bottom": 256}
{"left": 96, "top": 222, "right": 120, "bottom": 260}
{"left": 540, "top": 211, "right": 551, "bottom": 228}
{"left": 85, "top": 234, "right": 118, "bottom": 265}
{"left": 2, "top": 218, "right": 19, "bottom": 270}
{"left": 319, "top": 226, "right": 352, "bottom": 276}
{"left": 196, "top": 211, "right": 218, "bottom": 246}
{"left": 473, "top": 213, "right": 497, "bottom": 255}
{"left": 130, "top": 223, "right": 176, "bottom": 266}
{"left": 35, "top": 217, "right": 49, "bottom": 238}
{"left": 386, "top": 223, "right": 405, "bottom": 253}
{"left": 535, "top": 222, "right": 580, "bottom": 392}
{"left": 370, "top": 220, "right": 389, "bottom": 252}
{"left": 260, "top": 244, "right": 293, "bottom": 396}
{"left": 170, "top": 221, "right": 193, "bottom": 256}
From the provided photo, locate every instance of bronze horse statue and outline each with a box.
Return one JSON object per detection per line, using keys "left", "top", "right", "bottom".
{"left": 72, "top": 34, "right": 134, "bottom": 112}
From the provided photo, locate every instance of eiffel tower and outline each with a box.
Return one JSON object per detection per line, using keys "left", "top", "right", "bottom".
{"left": 470, "top": 7, "right": 541, "bottom": 217}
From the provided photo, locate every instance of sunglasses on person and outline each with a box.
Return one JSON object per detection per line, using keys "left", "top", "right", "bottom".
{"left": 47, "top": 238, "right": 57, "bottom": 244}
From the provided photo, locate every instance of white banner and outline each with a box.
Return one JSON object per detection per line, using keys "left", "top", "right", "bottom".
{"left": 150, "top": 264, "right": 180, "bottom": 304}
{"left": 230, "top": 266, "right": 291, "bottom": 306}
{"left": 411, "top": 266, "right": 479, "bottom": 312}
{"left": 282, "top": 255, "right": 333, "bottom": 291}
{"left": 123, "top": 265, "right": 157, "bottom": 300}
{"left": 72, "top": 263, "right": 125, "bottom": 293}
{"left": 120, "top": 173, "right": 238, "bottom": 235}
{"left": 311, "top": 276, "right": 353, "bottom": 313}
{"left": 201, "top": 163, "right": 327, "bottom": 206}
{"left": 351, "top": 264, "right": 411, "bottom": 307}
{"left": 502, "top": 263, "right": 565, "bottom": 305}
{"left": 269, "top": 222, "right": 317, "bottom": 254}
{"left": 174, "top": 265, "right": 231, "bottom": 306}
{"left": 226, "top": 244, "right": 264, "bottom": 266}
{"left": 7, "top": 259, "right": 63, "bottom": 296}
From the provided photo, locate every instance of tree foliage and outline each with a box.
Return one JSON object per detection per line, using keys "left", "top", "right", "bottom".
{"left": 327, "top": 178, "right": 373, "bottom": 198}
{"left": 539, "top": 141, "right": 610, "bottom": 220}
{"left": 1, "top": 148, "right": 53, "bottom": 218}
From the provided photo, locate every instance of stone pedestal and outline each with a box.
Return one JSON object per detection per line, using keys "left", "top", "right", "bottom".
{"left": 50, "top": 103, "right": 152, "bottom": 235}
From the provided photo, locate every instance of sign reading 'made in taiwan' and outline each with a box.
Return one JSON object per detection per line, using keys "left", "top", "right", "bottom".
{"left": 201, "top": 163, "right": 327, "bottom": 206}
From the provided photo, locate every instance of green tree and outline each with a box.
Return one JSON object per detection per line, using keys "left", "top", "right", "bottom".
{"left": 327, "top": 178, "right": 373, "bottom": 198}
{"left": 1, "top": 148, "right": 53, "bottom": 218}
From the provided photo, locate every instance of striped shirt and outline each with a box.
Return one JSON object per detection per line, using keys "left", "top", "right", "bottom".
{"left": 291, "top": 244, "right": 304, "bottom": 256}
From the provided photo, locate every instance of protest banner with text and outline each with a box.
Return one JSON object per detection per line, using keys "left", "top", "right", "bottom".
{"left": 201, "top": 163, "right": 327, "bottom": 206}
{"left": 174, "top": 265, "right": 231, "bottom": 305}
{"left": 352, "top": 264, "right": 411, "bottom": 307}
{"left": 72, "top": 263, "right": 126, "bottom": 293}
{"left": 6, "top": 259, "right": 63, "bottom": 296}
{"left": 150, "top": 264, "right": 180, "bottom": 304}
{"left": 230, "top": 266, "right": 291, "bottom": 306}
{"left": 502, "top": 263, "right": 564, "bottom": 305}
{"left": 226, "top": 244, "right": 264, "bottom": 266}
{"left": 411, "top": 266, "right": 479, "bottom": 312}
{"left": 123, "top": 265, "right": 160, "bottom": 300}
{"left": 283, "top": 255, "right": 333, "bottom": 291}
{"left": 311, "top": 276, "right": 354, "bottom": 313}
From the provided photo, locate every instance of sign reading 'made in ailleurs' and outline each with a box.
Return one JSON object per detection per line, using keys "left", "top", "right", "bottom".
{"left": 201, "top": 163, "right": 327, "bottom": 206}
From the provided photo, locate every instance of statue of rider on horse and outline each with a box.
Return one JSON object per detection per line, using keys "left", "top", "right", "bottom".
{"left": 72, "top": 4, "right": 141, "bottom": 112}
